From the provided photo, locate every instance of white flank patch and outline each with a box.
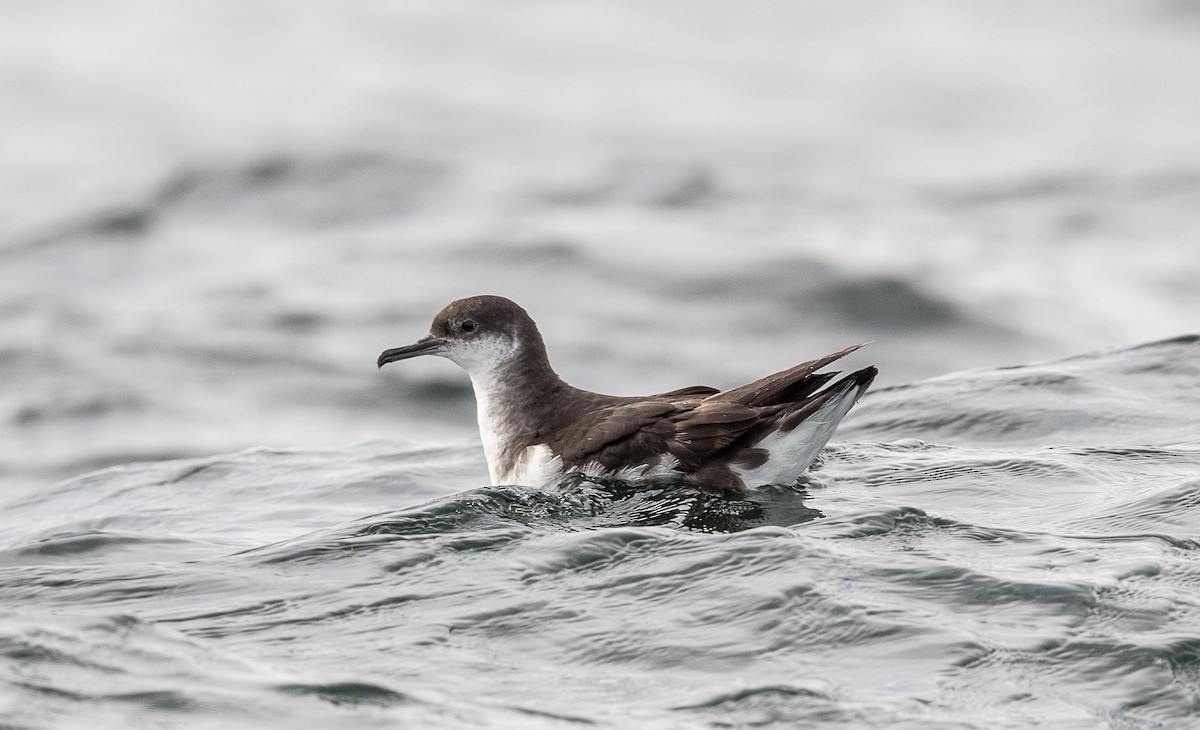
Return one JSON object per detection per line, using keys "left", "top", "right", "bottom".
{"left": 731, "top": 381, "right": 868, "bottom": 487}
{"left": 573, "top": 454, "right": 684, "bottom": 483}
{"left": 501, "top": 447, "right": 684, "bottom": 489}
{"left": 504, "top": 444, "right": 561, "bottom": 487}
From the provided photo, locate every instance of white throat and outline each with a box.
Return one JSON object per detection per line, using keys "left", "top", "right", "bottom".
{"left": 468, "top": 367, "right": 510, "bottom": 484}
{"left": 439, "top": 332, "right": 523, "bottom": 484}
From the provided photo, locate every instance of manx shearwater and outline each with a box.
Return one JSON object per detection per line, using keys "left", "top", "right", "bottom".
{"left": 378, "top": 295, "right": 877, "bottom": 491}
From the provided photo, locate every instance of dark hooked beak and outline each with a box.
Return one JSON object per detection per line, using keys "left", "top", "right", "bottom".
{"left": 377, "top": 336, "right": 448, "bottom": 368}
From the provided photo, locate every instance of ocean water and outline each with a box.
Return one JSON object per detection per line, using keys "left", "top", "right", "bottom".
{"left": 4, "top": 2, "right": 1200, "bottom": 728}
{"left": 4, "top": 337, "right": 1200, "bottom": 728}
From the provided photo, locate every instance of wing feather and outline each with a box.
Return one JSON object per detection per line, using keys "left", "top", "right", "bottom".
{"left": 650, "top": 384, "right": 721, "bottom": 399}
{"left": 715, "top": 345, "right": 863, "bottom": 407}
{"left": 547, "top": 346, "right": 871, "bottom": 484}
{"left": 554, "top": 400, "right": 678, "bottom": 467}
{"left": 672, "top": 401, "right": 759, "bottom": 457}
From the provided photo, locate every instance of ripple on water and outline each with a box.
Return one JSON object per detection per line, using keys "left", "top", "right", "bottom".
{"left": 3, "top": 338, "right": 1200, "bottom": 728}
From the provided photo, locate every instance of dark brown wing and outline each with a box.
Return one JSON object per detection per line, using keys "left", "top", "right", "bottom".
{"left": 550, "top": 397, "right": 764, "bottom": 475}
{"left": 650, "top": 384, "right": 721, "bottom": 399}
{"left": 551, "top": 400, "right": 681, "bottom": 471}
{"left": 714, "top": 344, "right": 865, "bottom": 407}
{"left": 671, "top": 401, "right": 760, "bottom": 456}
{"left": 547, "top": 345, "right": 868, "bottom": 482}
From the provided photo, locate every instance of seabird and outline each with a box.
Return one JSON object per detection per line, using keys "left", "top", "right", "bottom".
{"left": 378, "top": 295, "right": 877, "bottom": 492}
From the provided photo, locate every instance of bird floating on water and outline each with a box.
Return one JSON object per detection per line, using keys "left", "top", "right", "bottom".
{"left": 378, "top": 295, "right": 876, "bottom": 492}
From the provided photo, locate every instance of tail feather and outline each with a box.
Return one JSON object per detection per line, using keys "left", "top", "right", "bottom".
{"left": 717, "top": 344, "right": 865, "bottom": 408}
{"left": 730, "top": 365, "right": 877, "bottom": 486}
{"left": 779, "top": 366, "right": 877, "bottom": 432}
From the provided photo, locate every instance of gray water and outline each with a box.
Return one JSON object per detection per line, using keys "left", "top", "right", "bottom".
{"left": 3, "top": 2, "right": 1200, "bottom": 728}
{"left": 4, "top": 338, "right": 1200, "bottom": 728}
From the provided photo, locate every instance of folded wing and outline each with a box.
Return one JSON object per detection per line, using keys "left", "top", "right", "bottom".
{"left": 549, "top": 345, "right": 874, "bottom": 488}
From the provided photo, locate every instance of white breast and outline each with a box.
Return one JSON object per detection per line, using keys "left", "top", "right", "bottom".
{"left": 469, "top": 371, "right": 508, "bottom": 485}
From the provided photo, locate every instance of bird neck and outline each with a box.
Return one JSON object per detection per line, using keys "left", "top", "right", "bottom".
{"left": 467, "top": 343, "right": 571, "bottom": 482}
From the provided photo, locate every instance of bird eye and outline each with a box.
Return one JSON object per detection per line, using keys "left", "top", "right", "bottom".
{"left": 460, "top": 320, "right": 477, "bottom": 333}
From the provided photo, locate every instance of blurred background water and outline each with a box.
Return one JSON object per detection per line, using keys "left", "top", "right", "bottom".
{"left": 2, "top": 2, "right": 1200, "bottom": 728}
